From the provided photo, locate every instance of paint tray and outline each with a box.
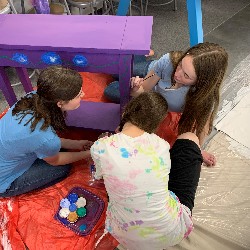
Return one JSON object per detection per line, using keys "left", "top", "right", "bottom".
{"left": 54, "top": 187, "right": 105, "bottom": 236}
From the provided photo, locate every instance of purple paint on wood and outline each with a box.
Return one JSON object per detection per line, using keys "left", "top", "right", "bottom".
{"left": 66, "top": 101, "right": 120, "bottom": 131}
{"left": 0, "top": 67, "right": 17, "bottom": 106}
{"left": 121, "top": 16, "right": 153, "bottom": 54}
{"left": 15, "top": 67, "right": 33, "bottom": 93}
{"left": 0, "top": 49, "right": 121, "bottom": 74}
{"left": 0, "top": 14, "right": 153, "bottom": 131}
{"left": 0, "top": 15, "right": 152, "bottom": 55}
{"left": 119, "top": 55, "right": 132, "bottom": 111}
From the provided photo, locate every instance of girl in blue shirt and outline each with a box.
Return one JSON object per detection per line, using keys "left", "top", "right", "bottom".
{"left": 0, "top": 66, "right": 91, "bottom": 197}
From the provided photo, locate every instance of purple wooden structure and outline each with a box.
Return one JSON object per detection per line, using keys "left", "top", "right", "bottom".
{"left": 0, "top": 14, "right": 152, "bottom": 131}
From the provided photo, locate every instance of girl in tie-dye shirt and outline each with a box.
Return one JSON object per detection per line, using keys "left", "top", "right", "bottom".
{"left": 91, "top": 92, "right": 202, "bottom": 250}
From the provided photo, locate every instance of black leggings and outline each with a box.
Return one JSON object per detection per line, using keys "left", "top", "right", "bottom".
{"left": 169, "top": 139, "right": 203, "bottom": 212}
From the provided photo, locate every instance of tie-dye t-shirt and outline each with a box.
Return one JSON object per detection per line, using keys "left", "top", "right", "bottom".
{"left": 91, "top": 132, "right": 193, "bottom": 250}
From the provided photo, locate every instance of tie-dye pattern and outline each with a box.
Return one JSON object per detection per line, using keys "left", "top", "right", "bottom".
{"left": 91, "top": 132, "right": 193, "bottom": 250}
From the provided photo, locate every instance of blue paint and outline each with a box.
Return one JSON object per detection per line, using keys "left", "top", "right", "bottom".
{"left": 116, "top": 0, "right": 131, "bottom": 16}
{"left": 69, "top": 203, "right": 77, "bottom": 212}
{"left": 72, "top": 55, "right": 88, "bottom": 67}
{"left": 186, "top": 0, "right": 203, "bottom": 46}
{"left": 79, "top": 224, "right": 87, "bottom": 231}
{"left": 41, "top": 52, "right": 62, "bottom": 65}
{"left": 12, "top": 53, "right": 29, "bottom": 65}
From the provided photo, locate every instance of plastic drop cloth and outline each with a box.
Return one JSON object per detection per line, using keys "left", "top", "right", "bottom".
{"left": 173, "top": 132, "right": 250, "bottom": 250}
{"left": 117, "top": 132, "right": 250, "bottom": 250}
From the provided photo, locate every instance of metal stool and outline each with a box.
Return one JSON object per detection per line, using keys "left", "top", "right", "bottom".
{"left": 67, "top": 0, "right": 111, "bottom": 15}
{"left": 50, "top": 0, "right": 71, "bottom": 15}
{"left": 6, "top": 0, "right": 18, "bottom": 13}
{"left": 144, "top": 0, "right": 177, "bottom": 16}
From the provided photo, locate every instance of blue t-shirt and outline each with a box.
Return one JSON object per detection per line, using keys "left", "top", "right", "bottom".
{"left": 0, "top": 97, "right": 61, "bottom": 193}
{"left": 148, "top": 53, "right": 190, "bottom": 112}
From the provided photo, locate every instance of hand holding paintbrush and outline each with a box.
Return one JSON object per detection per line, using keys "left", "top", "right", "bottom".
{"left": 130, "top": 74, "right": 156, "bottom": 88}
{"left": 130, "top": 74, "right": 156, "bottom": 96}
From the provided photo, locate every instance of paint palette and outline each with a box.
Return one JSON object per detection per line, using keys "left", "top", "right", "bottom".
{"left": 55, "top": 187, "right": 105, "bottom": 236}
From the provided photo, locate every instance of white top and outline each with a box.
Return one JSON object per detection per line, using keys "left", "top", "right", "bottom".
{"left": 91, "top": 132, "right": 193, "bottom": 250}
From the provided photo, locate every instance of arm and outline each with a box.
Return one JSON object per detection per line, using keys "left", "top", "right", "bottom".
{"left": 141, "top": 70, "right": 161, "bottom": 91}
{"left": 60, "top": 138, "right": 93, "bottom": 151}
{"left": 44, "top": 150, "right": 90, "bottom": 166}
{"left": 90, "top": 141, "right": 103, "bottom": 180}
{"left": 198, "top": 118, "right": 210, "bottom": 147}
{"left": 198, "top": 115, "right": 216, "bottom": 167}
{"left": 131, "top": 54, "right": 172, "bottom": 97}
{"left": 130, "top": 70, "right": 161, "bottom": 97}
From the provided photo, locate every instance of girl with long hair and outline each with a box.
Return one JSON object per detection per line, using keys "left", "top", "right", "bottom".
{"left": 105, "top": 42, "right": 228, "bottom": 166}
{"left": 0, "top": 66, "right": 92, "bottom": 197}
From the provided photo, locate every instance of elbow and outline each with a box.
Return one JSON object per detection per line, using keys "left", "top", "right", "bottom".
{"left": 43, "top": 154, "right": 60, "bottom": 166}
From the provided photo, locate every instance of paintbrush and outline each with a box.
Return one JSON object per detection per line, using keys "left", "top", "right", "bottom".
{"left": 142, "top": 73, "right": 156, "bottom": 81}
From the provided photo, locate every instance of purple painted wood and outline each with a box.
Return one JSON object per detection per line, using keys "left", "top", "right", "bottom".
{"left": 0, "top": 49, "right": 120, "bottom": 74}
{"left": 66, "top": 102, "right": 120, "bottom": 131}
{"left": 15, "top": 68, "right": 33, "bottom": 93}
{"left": 0, "top": 14, "right": 153, "bottom": 131}
{"left": 0, "top": 67, "right": 17, "bottom": 106}
{"left": 119, "top": 55, "right": 133, "bottom": 111}
{"left": 121, "top": 17, "right": 152, "bottom": 52}
{"left": 0, "top": 15, "right": 151, "bottom": 55}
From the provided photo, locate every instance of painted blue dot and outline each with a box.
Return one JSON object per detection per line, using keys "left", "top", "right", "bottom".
{"left": 69, "top": 203, "right": 77, "bottom": 212}
{"left": 72, "top": 55, "right": 88, "bottom": 67}
{"left": 41, "top": 52, "right": 62, "bottom": 65}
{"left": 79, "top": 224, "right": 87, "bottom": 231}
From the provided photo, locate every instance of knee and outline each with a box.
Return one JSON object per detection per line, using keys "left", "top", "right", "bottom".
{"left": 177, "top": 132, "right": 200, "bottom": 147}
{"left": 104, "top": 81, "right": 120, "bottom": 103}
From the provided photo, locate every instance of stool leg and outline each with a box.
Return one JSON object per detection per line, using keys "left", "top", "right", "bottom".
{"left": 0, "top": 67, "right": 17, "bottom": 107}
{"left": 173, "top": 0, "right": 177, "bottom": 11}
{"left": 79, "top": 6, "right": 83, "bottom": 14}
{"left": 103, "top": 0, "right": 111, "bottom": 15}
{"left": 62, "top": 0, "right": 71, "bottom": 14}
{"left": 90, "top": 1, "right": 95, "bottom": 14}
{"left": 144, "top": 0, "right": 148, "bottom": 15}
{"left": 7, "top": 0, "right": 18, "bottom": 14}
{"left": 21, "top": 0, "right": 25, "bottom": 13}
{"left": 110, "top": 0, "right": 115, "bottom": 15}
{"left": 15, "top": 68, "right": 33, "bottom": 93}
{"left": 140, "top": 0, "right": 144, "bottom": 15}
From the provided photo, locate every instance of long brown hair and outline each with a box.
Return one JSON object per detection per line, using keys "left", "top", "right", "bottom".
{"left": 171, "top": 42, "right": 228, "bottom": 137}
{"left": 12, "top": 66, "right": 82, "bottom": 132}
{"left": 119, "top": 91, "right": 168, "bottom": 133}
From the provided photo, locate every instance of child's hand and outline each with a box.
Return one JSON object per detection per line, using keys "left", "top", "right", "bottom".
{"left": 130, "top": 76, "right": 144, "bottom": 97}
{"left": 130, "top": 76, "right": 143, "bottom": 90}
{"left": 98, "top": 132, "right": 113, "bottom": 139}
{"left": 202, "top": 150, "right": 216, "bottom": 167}
{"left": 115, "top": 126, "right": 120, "bottom": 133}
{"left": 77, "top": 140, "right": 94, "bottom": 151}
